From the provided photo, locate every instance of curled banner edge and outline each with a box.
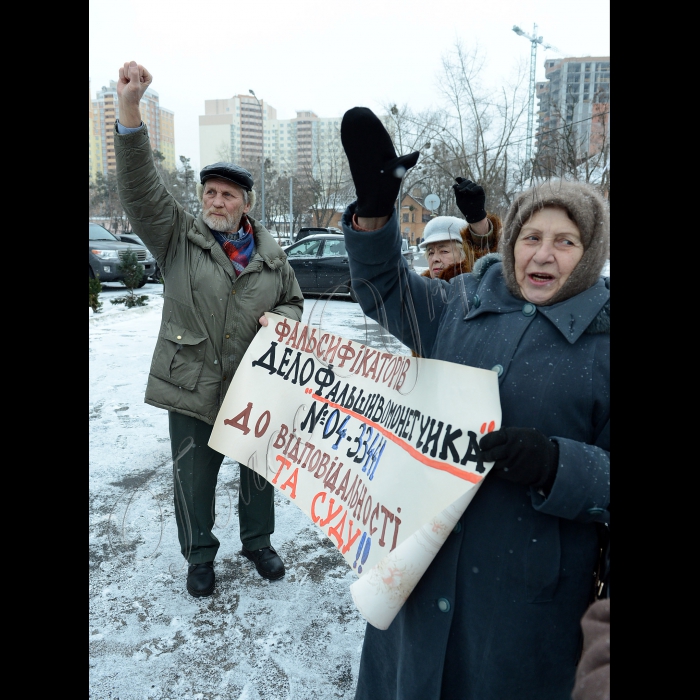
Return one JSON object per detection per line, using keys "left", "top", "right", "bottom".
{"left": 349, "top": 484, "right": 482, "bottom": 631}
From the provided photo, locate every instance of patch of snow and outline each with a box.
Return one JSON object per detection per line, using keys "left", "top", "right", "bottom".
{"left": 90, "top": 292, "right": 403, "bottom": 698}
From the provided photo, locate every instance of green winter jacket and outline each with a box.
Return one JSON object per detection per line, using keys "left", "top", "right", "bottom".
{"left": 115, "top": 124, "right": 304, "bottom": 425}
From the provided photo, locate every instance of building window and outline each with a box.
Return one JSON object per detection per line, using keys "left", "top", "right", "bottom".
{"left": 402, "top": 213, "right": 409, "bottom": 223}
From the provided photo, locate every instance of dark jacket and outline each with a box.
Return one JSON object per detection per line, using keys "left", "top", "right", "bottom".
{"left": 342, "top": 205, "right": 610, "bottom": 700}
{"left": 115, "top": 125, "right": 304, "bottom": 424}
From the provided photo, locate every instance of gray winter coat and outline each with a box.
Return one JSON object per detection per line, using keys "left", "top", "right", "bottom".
{"left": 115, "top": 124, "right": 304, "bottom": 424}
{"left": 342, "top": 205, "right": 609, "bottom": 700}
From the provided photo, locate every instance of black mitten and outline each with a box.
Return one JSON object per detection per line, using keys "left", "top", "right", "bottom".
{"left": 452, "top": 177, "right": 487, "bottom": 223}
{"left": 479, "top": 427, "right": 559, "bottom": 491}
{"left": 341, "top": 107, "right": 419, "bottom": 218}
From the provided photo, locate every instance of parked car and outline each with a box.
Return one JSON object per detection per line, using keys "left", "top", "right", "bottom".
{"left": 117, "top": 231, "right": 162, "bottom": 281}
{"left": 295, "top": 226, "right": 342, "bottom": 243}
{"left": 283, "top": 233, "right": 357, "bottom": 300}
{"left": 89, "top": 222, "right": 155, "bottom": 286}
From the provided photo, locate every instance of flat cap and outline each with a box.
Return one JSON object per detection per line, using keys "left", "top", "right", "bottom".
{"left": 200, "top": 162, "right": 254, "bottom": 191}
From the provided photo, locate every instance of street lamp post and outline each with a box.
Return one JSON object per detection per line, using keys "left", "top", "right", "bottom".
{"left": 289, "top": 174, "right": 293, "bottom": 238}
{"left": 248, "top": 89, "right": 266, "bottom": 227}
{"left": 284, "top": 170, "right": 294, "bottom": 237}
{"left": 512, "top": 24, "right": 551, "bottom": 182}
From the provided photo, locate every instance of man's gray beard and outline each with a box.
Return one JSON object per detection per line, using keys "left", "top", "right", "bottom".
{"left": 203, "top": 209, "right": 241, "bottom": 233}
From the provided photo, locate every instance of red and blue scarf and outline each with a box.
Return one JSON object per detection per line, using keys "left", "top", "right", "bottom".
{"left": 210, "top": 214, "right": 255, "bottom": 277}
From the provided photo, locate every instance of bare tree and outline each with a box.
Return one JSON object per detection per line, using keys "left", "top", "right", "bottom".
{"left": 380, "top": 104, "right": 443, "bottom": 216}
{"left": 533, "top": 86, "right": 610, "bottom": 200}
{"left": 90, "top": 171, "right": 131, "bottom": 234}
{"left": 263, "top": 169, "right": 289, "bottom": 236}
{"left": 90, "top": 151, "right": 201, "bottom": 227}
{"left": 414, "top": 43, "right": 530, "bottom": 217}
{"left": 299, "top": 127, "right": 353, "bottom": 228}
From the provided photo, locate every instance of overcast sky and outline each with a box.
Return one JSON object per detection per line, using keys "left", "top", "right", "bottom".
{"left": 89, "top": 0, "right": 609, "bottom": 173}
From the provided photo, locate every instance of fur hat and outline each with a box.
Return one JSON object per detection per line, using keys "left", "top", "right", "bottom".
{"left": 500, "top": 180, "right": 610, "bottom": 305}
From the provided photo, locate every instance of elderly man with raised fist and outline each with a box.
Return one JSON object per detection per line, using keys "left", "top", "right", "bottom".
{"left": 114, "top": 61, "right": 303, "bottom": 598}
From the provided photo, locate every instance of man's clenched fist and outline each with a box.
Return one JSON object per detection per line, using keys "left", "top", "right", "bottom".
{"left": 117, "top": 61, "right": 152, "bottom": 127}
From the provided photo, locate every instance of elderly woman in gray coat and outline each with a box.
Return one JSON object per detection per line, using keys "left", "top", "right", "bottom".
{"left": 339, "top": 108, "right": 609, "bottom": 700}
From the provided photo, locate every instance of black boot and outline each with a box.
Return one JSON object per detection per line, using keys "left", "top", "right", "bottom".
{"left": 186, "top": 561, "right": 215, "bottom": 597}
{"left": 241, "top": 546, "right": 285, "bottom": 581}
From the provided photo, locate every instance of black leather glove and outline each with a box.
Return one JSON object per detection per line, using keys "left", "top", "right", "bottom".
{"left": 452, "top": 177, "right": 487, "bottom": 223}
{"left": 341, "top": 107, "right": 419, "bottom": 218}
{"left": 479, "top": 427, "right": 559, "bottom": 491}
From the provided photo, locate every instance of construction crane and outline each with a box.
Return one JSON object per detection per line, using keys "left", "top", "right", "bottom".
{"left": 513, "top": 24, "right": 553, "bottom": 181}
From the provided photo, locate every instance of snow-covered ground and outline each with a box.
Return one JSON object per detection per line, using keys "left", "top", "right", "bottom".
{"left": 90, "top": 261, "right": 609, "bottom": 698}
{"left": 89, "top": 282, "right": 409, "bottom": 700}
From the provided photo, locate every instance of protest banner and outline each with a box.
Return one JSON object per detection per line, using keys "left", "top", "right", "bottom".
{"left": 209, "top": 312, "right": 501, "bottom": 629}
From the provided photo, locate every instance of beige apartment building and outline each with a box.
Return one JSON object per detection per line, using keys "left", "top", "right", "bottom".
{"left": 89, "top": 80, "right": 176, "bottom": 180}
{"left": 199, "top": 96, "right": 344, "bottom": 180}
{"left": 89, "top": 82, "right": 103, "bottom": 183}
{"left": 199, "top": 94, "right": 276, "bottom": 167}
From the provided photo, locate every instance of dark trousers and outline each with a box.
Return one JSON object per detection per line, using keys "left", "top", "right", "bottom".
{"left": 169, "top": 411, "right": 275, "bottom": 564}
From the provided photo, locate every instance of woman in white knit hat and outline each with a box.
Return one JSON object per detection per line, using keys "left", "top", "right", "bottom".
{"left": 419, "top": 178, "right": 501, "bottom": 281}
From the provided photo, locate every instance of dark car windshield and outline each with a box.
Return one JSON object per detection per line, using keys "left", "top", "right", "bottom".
{"left": 89, "top": 223, "right": 117, "bottom": 241}
{"left": 286, "top": 239, "right": 322, "bottom": 257}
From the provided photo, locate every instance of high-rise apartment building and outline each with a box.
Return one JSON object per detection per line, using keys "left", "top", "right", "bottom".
{"left": 535, "top": 56, "right": 610, "bottom": 165}
{"left": 199, "top": 97, "right": 343, "bottom": 180}
{"left": 268, "top": 110, "right": 344, "bottom": 179}
{"left": 159, "top": 107, "right": 176, "bottom": 170}
{"left": 199, "top": 95, "right": 277, "bottom": 167}
{"left": 89, "top": 80, "right": 176, "bottom": 180}
{"left": 89, "top": 82, "right": 103, "bottom": 183}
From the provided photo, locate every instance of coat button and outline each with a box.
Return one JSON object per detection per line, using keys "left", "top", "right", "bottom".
{"left": 223, "top": 375, "right": 227, "bottom": 381}
{"left": 453, "top": 521, "right": 462, "bottom": 534}
{"left": 491, "top": 364, "right": 503, "bottom": 377}
{"left": 176, "top": 335, "right": 182, "bottom": 340}
{"left": 473, "top": 295, "right": 481, "bottom": 308}
{"left": 437, "top": 598, "right": 451, "bottom": 613}
{"left": 522, "top": 303, "right": 536, "bottom": 316}
{"left": 225, "top": 334, "right": 230, "bottom": 339}
{"left": 587, "top": 507, "right": 605, "bottom": 515}
{"left": 232, "top": 290, "right": 236, "bottom": 295}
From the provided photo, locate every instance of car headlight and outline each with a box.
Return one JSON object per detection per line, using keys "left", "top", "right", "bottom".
{"left": 91, "top": 249, "right": 119, "bottom": 261}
